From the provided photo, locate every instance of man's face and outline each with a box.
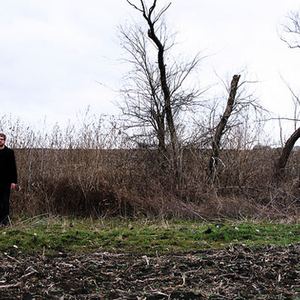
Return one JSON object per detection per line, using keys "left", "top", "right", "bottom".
{"left": 0, "top": 137, "right": 6, "bottom": 148}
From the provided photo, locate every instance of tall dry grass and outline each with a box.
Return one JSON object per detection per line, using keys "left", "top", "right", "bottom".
{"left": 1, "top": 114, "right": 300, "bottom": 220}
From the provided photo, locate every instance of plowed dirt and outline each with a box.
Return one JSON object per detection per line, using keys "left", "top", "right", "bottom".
{"left": 1, "top": 244, "right": 300, "bottom": 299}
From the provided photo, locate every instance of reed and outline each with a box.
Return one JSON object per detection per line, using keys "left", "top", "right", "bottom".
{"left": 1, "top": 114, "right": 299, "bottom": 220}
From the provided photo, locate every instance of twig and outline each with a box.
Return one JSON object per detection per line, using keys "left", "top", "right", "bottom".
{"left": 4, "top": 253, "right": 22, "bottom": 264}
{"left": 20, "top": 269, "right": 38, "bottom": 279}
{"left": 0, "top": 283, "right": 20, "bottom": 289}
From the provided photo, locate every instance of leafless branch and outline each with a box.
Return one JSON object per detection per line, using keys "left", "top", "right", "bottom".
{"left": 279, "top": 10, "right": 300, "bottom": 48}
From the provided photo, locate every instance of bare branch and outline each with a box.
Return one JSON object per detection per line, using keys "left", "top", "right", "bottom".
{"left": 126, "top": 0, "right": 143, "bottom": 12}
{"left": 279, "top": 10, "right": 300, "bottom": 48}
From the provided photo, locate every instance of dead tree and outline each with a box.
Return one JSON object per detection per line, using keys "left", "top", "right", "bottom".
{"left": 126, "top": 0, "right": 177, "bottom": 166}
{"left": 274, "top": 9, "right": 300, "bottom": 178}
{"left": 209, "top": 74, "right": 241, "bottom": 176}
{"left": 123, "top": 0, "right": 203, "bottom": 175}
{"left": 275, "top": 127, "right": 300, "bottom": 177}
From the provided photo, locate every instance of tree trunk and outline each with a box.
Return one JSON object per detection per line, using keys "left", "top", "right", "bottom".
{"left": 155, "top": 113, "right": 166, "bottom": 153}
{"left": 209, "top": 74, "right": 241, "bottom": 175}
{"left": 145, "top": 5, "right": 178, "bottom": 172}
{"left": 275, "top": 126, "right": 300, "bottom": 177}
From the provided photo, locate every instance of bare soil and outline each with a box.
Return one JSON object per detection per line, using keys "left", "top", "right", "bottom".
{"left": 1, "top": 244, "right": 300, "bottom": 299}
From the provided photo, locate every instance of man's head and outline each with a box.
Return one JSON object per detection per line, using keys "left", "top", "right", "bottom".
{"left": 0, "top": 133, "right": 6, "bottom": 149}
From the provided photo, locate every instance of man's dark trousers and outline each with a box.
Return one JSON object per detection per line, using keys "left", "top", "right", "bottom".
{"left": 0, "top": 184, "right": 10, "bottom": 226}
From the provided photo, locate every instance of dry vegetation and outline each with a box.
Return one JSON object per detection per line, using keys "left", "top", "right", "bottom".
{"left": 2, "top": 114, "right": 299, "bottom": 221}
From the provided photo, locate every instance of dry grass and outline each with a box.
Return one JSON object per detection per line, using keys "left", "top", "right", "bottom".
{"left": 1, "top": 115, "right": 300, "bottom": 220}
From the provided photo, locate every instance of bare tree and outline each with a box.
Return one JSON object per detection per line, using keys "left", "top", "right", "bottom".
{"left": 275, "top": 127, "right": 300, "bottom": 177}
{"left": 206, "top": 72, "right": 264, "bottom": 182}
{"left": 275, "top": 9, "right": 300, "bottom": 177}
{"left": 209, "top": 75, "right": 241, "bottom": 174}
{"left": 119, "top": 0, "right": 203, "bottom": 173}
{"left": 119, "top": 25, "right": 167, "bottom": 152}
{"left": 274, "top": 83, "right": 300, "bottom": 177}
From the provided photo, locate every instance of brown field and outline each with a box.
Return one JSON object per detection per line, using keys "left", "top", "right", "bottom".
{"left": 1, "top": 244, "right": 300, "bottom": 299}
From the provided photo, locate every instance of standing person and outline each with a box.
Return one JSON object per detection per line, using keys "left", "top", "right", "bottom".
{"left": 0, "top": 133, "right": 17, "bottom": 226}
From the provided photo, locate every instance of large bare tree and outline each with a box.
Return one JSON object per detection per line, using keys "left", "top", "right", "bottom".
{"left": 119, "top": 0, "right": 203, "bottom": 173}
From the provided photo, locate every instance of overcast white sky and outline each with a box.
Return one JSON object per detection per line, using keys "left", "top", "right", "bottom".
{"left": 1, "top": 0, "right": 300, "bottom": 140}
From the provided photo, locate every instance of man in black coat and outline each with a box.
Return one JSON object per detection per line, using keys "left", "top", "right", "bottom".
{"left": 0, "top": 133, "right": 17, "bottom": 226}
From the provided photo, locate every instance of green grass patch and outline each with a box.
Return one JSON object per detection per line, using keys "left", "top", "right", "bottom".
{"left": 0, "top": 218, "right": 300, "bottom": 255}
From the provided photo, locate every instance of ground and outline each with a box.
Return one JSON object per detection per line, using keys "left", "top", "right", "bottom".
{"left": 1, "top": 244, "right": 300, "bottom": 299}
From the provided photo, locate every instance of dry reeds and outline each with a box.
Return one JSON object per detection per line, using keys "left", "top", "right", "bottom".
{"left": 1, "top": 114, "right": 300, "bottom": 220}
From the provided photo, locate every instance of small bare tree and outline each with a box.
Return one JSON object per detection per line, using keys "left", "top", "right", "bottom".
{"left": 209, "top": 74, "right": 241, "bottom": 174}
{"left": 206, "top": 72, "right": 264, "bottom": 183}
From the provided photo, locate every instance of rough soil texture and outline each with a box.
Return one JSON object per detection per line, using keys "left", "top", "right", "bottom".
{"left": 1, "top": 244, "right": 300, "bottom": 299}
